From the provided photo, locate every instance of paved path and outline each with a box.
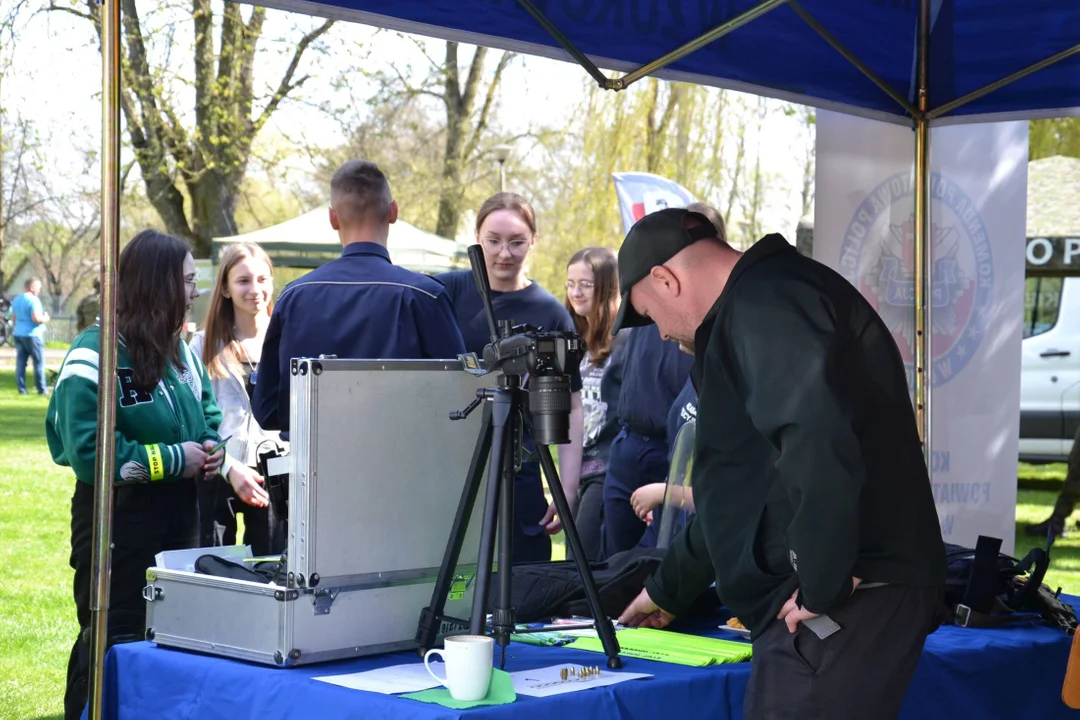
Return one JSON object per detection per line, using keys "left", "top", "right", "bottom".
{"left": 0, "top": 346, "right": 68, "bottom": 369}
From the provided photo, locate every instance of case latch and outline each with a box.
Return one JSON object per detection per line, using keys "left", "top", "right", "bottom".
{"left": 312, "top": 588, "right": 339, "bottom": 615}
{"left": 142, "top": 585, "right": 163, "bottom": 603}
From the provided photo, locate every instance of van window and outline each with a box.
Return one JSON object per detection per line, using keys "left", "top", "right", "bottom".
{"left": 1024, "top": 277, "right": 1063, "bottom": 338}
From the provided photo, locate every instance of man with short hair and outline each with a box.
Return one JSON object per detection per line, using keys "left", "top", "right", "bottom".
{"left": 614, "top": 209, "right": 946, "bottom": 719}
{"left": 252, "top": 160, "right": 466, "bottom": 433}
{"left": 12, "top": 277, "right": 50, "bottom": 395}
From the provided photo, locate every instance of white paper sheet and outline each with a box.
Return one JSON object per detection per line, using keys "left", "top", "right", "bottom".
{"left": 312, "top": 663, "right": 441, "bottom": 694}
{"left": 509, "top": 664, "right": 652, "bottom": 698}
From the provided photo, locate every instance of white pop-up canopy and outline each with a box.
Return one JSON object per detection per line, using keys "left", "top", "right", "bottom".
{"left": 211, "top": 206, "right": 470, "bottom": 275}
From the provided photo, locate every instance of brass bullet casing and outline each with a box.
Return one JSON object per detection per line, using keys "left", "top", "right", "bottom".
{"left": 570, "top": 667, "right": 577, "bottom": 676}
{"left": 560, "top": 667, "right": 568, "bottom": 681}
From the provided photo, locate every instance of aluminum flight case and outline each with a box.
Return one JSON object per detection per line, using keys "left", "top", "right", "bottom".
{"left": 144, "top": 358, "right": 493, "bottom": 667}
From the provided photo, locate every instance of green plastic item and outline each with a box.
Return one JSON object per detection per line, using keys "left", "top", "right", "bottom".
{"left": 570, "top": 627, "right": 752, "bottom": 666}
{"left": 400, "top": 668, "right": 516, "bottom": 709}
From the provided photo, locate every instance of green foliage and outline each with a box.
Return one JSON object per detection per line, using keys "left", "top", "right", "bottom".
{"left": 1030, "top": 118, "right": 1080, "bottom": 160}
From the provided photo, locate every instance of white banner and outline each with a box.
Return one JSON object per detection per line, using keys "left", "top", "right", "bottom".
{"left": 814, "top": 110, "right": 1028, "bottom": 553}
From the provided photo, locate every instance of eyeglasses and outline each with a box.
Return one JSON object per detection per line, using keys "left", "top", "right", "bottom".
{"left": 184, "top": 277, "right": 198, "bottom": 291}
{"left": 565, "top": 281, "right": 595, "bottom": 293}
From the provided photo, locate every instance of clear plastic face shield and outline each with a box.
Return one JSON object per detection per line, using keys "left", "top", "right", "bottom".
{"left": 656, "top": 418, "right": 696, "bottom": 549}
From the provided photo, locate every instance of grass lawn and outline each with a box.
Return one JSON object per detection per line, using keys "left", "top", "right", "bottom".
{"left": 0, "top": 367, "right": 1074, "bottom": 717}
{"left": 0, "top": 373, "right": 73, "bottom": 720}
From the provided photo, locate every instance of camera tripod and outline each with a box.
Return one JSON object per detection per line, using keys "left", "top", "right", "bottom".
{"left": 416, "top": 364, "right": 623, "bottom": 670}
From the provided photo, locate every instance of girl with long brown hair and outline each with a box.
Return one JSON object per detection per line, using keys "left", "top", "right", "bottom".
{"left": 190, "top": 242, "right": 279, "bottom": 555}
{"left": 48, "top": 229, "right": 227, "bottom": 719}
{"left": 436, "top": 192, "right": 585, "bottom": 563}
{"left": 563, "top": 247, "right": 627, "bottom": 560}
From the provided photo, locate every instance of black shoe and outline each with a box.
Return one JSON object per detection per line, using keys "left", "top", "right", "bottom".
{"left": 1025, "top": 518, "right": 1066, "bottom": 539}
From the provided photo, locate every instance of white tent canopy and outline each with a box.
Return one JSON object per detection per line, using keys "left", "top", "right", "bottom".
{"left": 211, "top": 206, "right": 470, "bottom": 274}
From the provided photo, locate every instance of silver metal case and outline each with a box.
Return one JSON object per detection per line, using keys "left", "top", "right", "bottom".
{"left": 145, "top": 359, "right": 492, "bottom": 666}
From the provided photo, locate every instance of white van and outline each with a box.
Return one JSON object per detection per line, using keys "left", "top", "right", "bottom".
{"left": 1020, "top": 275, "right": 1080, "bottom": 463}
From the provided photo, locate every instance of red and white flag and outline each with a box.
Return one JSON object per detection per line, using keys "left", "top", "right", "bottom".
{"left": 612, "top": 171, "right": 698, "bottom": 235}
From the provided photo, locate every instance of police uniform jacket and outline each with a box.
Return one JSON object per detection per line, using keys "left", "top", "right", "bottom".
{"left": 252, "top": 242, "right": 466, "bottom": 432}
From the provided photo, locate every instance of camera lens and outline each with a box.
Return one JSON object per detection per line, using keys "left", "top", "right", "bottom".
{"left": 528, "top": 374, "right": 572, "bottom": 445}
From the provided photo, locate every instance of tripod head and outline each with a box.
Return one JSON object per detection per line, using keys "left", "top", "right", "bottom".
{"left": 455, "top": 245, "right": 584, "bottom": 446}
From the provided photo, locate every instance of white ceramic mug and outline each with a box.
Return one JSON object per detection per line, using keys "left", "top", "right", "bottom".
{"left": 423, "top": 634, "right": 494, "bottom": 701}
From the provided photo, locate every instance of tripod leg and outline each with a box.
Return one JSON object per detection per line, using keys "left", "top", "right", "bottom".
{"left": 469, "top": 390, "right": 515, "bottom": 637}
{"left": 534, "top": 443, "right": 623, "bottom": 668}
{"left": 417, "top": 402, "right": 494, "bottom": 651}
{"left": 493, "top": 409, "right": 517, "bottom": 669}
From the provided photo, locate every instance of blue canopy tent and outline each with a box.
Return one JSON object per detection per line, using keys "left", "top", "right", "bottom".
{"left": 259, "top": 0, "right": 1080, "bottom": 124}
{"left": 86, "top": 1, "right": 1080, "bottom": 715}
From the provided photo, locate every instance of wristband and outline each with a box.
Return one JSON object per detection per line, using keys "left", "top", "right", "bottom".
{"left": 145, "top": 444, "right": 165, "bottom": 481}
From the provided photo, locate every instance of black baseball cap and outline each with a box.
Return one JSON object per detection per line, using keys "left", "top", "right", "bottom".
{"left": 611, "top": 208, "right": 717, "bottom": 335}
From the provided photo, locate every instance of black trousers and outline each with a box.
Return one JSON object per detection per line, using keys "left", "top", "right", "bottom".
{"left": 196, "top": 473, "right": 285, "bottom": 556}
{"left": 65, "top": 480, "right": 198, "bottom": 720}
{"left": 743, "top": 584, "right": 943, "bottom": 720}
{"left": 574, "top": 476, "right": 605, "bottom": 561}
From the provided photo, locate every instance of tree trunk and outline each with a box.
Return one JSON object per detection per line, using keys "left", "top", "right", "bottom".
{"left": 434, "top": 42, "right": 512, "bottom": 240}
{"left": 69, "top": 1, "right": 331, "bottom": 257}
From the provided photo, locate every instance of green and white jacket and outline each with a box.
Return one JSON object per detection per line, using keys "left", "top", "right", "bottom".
{"left": 46, "top": 326, "right": 231, "bottom": 486}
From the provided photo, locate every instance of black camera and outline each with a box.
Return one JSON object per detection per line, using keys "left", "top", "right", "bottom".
{"left": 481, "top": 325, "right": 583, "bottom": 446}
{"left": 459, "top": 245, "right": 584, "bottom": 447}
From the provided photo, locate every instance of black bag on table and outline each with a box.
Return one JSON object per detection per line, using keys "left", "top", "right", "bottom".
{"left": 944, "top": 534, "right": 1076, "bottom": 634}
{"left": 486, "top": 547, "right": 719, "bottom": 623}
{"left": 193, "top": 554, "right": 286, "bottom": 585}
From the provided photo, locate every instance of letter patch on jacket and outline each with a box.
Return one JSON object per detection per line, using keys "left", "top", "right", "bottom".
{"left": 117, "top": 368, "right": 154, "bottom": 408}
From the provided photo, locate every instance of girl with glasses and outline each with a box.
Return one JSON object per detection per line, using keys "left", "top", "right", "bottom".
{"left": 563, "top": 247, "right": 627, "bottom": 560}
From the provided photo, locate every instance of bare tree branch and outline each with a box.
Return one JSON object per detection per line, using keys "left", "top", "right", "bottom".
{"left": 253, "top": 19, "right": 333, "bottom": 133}
{"left": 465, "top": 51, "right": 514, "bottom": 161}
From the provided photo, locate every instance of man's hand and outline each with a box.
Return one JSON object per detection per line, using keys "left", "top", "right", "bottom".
{"left": 777, "top": 576, "right": 863, "bottom": 633}
{"left": 618, "top": 588, "right": 675, "bottom": 629}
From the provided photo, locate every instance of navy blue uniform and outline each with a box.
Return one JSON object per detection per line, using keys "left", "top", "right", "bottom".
{"left": 437, "top": 270, "right": 581, "bottom": 563}
{"left": 602, "top": 324, "right": 692, "bottom": 556}
{"left": 253, "top": 243, "right": 466, "bottom": 433}
{"left": 639, "top": 377, "right": 699, "bottom": 548}
{"left": 667, "top": 377, "right": 699, "bottom": 461}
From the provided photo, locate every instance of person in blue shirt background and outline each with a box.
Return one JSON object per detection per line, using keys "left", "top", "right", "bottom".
{"left": 601, "top": 324, "right": 692, "bottom": 555}
{"left": 634, "top": 375, "right": 698, "bottom": 547}
{"left": 252, "top": 160, "right": 466, "bottom": 434}
{"left": 12, "top": 276, "right": 50, "bottom": 395}
{"left": 437, "top": 192, "right": 584, "bottom": 563}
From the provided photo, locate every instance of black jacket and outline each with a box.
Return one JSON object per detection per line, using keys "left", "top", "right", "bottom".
{"left": 643, "top": 234, "right": 946, "bottom": 637}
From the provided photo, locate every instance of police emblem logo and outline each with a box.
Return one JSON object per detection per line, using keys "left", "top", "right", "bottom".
{"left": 838, "top": 171, "right": 993, "bottom": 388}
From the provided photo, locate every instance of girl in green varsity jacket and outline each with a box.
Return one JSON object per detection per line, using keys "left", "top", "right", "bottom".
{"left": 49, "top": 230, "right": 227, "bottom": 720}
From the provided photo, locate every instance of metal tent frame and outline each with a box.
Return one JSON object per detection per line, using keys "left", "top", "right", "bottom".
{"left": 86, "top": 0, "right": 1080, "bottom": 716}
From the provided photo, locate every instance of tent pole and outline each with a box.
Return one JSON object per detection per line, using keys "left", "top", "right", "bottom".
{"left": 913, "top": 0, "right": 932, "bottom": 462}
{"left": 88, "top": 0, "right": 123, "bottom": 717}
{"left": 615, "top": 0, "right": 789, "bottom": 89}
{"left": 788, "top": 1, "right": 917, "bottom": 117}
{"left": 926, "top": 42, "right": 1080, "bottom": 120}
{"left": 516, "top": 0, "right": 789, "bottom": 91}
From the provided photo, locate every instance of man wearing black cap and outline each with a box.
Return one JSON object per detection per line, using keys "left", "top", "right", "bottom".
{"left": 614, "top": 209, "right": 946, "bottom": 718}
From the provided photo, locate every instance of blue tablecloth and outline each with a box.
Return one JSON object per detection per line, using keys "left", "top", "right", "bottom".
{"left": 98, "top": 617, "right": 1079, "bottom": 719}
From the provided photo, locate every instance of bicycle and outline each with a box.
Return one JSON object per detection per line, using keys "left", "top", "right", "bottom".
{"left": 0, "top": 295, "right": 12, "bottom": 348}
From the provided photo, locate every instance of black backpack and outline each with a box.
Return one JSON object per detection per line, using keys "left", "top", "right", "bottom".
{"left": 943, "top": 535, "right": 1076, "bottom": 634}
